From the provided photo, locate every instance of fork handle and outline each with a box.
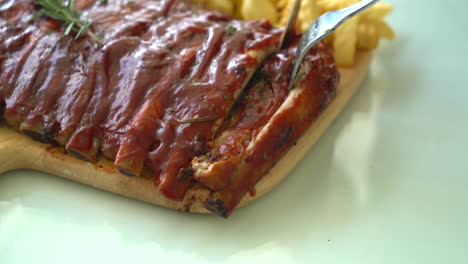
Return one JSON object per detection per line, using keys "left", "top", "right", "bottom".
{"left": 336, "top": 0, "right": 379, "bottom": 21}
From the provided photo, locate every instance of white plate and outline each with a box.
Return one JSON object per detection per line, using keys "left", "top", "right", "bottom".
{"left": 1, "top": 0, "right": 468, "bottom": 263}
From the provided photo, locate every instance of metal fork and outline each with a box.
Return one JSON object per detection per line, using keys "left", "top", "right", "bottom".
{"left": 288, "top": 0, "right": 379, "bottom": 88}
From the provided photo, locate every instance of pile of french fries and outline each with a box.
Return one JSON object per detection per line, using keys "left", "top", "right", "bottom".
{"left": 193, "top": 0, "right": 395, "bottom": 67}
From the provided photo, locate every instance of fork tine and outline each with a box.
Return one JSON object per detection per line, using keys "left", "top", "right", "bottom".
{"left": 289, "top": 0, "right": 379, "bottom": 88}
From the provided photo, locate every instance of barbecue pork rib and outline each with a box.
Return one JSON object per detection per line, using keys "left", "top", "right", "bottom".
{"left": 0, "top": 0, "right": 339, "bottom": 216}
{"left": 0, "top": 0, "right": 280, "bottom": 200}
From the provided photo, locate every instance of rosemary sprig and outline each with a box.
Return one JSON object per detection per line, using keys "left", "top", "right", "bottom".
{"left": 226, "top": 25, "right": 237, "bottom": 36}
{"left": 35, "top": 0, "right": 103, "bottom": 45}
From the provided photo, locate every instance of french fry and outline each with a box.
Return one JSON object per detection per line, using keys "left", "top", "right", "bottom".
{"left": 230, "top": 0, "right": 242, "bottom": 18}
{"left": 240, "top": 0, "right": 278, "bottom": 24}
{"left": 192, "top": 0, "right": 394, "bottom": 66}
{"left": 333, "top": 16, "right": 359, "bottom": 66}
{"left": 298, "top": 0, "right": 320, "bottom": 32}
{"left": 322, "top": 33, "right": 334, "bottom": 46}
{"left": 206, "top": 0, "right": 235, "bottom": 15}
{"left": 360, "top": 3, "right": 393, "bottom": 23}
{"left": 269, "top": 0, "right": 280, "bottom": 5}
{"left": 375, "top": 20, "right": 396, "bottom": 40}
{"left": 276, "top": 0, "right": 289, "bottom": 10}
{"left": 357, "top": 23, "right": 379, "bottom": 50}
{"left": 317, "top": 0, "right": 358, "bottom": 11}
{"left": 278, "top": 0, "right": 292, "bottom": 26}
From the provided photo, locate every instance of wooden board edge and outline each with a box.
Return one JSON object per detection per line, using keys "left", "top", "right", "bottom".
{"left": 0, "top": 51, "right": 372, "bottom": 214}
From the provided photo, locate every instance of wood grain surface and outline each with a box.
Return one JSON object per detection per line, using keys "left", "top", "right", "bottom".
{"left": 0, "top": 52, "right": 371, "bottom": 214}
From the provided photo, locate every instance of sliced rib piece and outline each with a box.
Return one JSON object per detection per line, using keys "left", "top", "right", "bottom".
{"left": 0, "top": 0, "right": 43, "bottom": 111}
{"left": 3, "top": 33, "right": 58, "bottom": 130}
{"left": 202, "top": 41, "right": 339, "bottom": 217}
{"left": 192, "top": 44, "right": 295, "bottom": 191}
{"left": 0, "top": 0, "right": 37, "bottom": 123}
{"left": 19, "top": 38, "right": 80, "bottom": 143}
{"left": 113, "top": 44, "right": 198, "bottom": 176}
{"left": 0, "top": 26, "right": 36, "bottom": 110}
{"left": 65, "top": 37, "right": 142, "bottom": 162}
{"left": 98, "top": 45, "right": 169, "bottom": 160}
{"left": 52, "top": 42, "right": 94, "bottom": 147}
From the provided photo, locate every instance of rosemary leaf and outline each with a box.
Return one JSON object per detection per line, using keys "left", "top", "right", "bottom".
{"left": 64, "top": 22, "right": 74, "bottom": 35}
{"left": 35, "top": 0, "right": 103, "bottom": 45}
{"left": 75, "top": 22, "right": 89, "bottom": 39}
{"left": 226, "top": 25, "right": 237, "bottom": 36}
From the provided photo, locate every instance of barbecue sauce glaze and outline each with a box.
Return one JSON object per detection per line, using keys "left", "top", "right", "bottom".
{"left": 0, "top": 0, "right": 338, "bottom": 211}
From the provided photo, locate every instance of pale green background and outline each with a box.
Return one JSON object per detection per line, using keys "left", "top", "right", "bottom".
{"left": 1, "top": 0, "right": 468, "bottom": 263}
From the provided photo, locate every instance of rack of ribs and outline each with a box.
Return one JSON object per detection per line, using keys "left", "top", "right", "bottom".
{"left": 0, "top": 0, "right": 338, "bottom": 217}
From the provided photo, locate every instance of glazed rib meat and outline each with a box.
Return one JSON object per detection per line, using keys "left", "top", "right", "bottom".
{"left": 197, "top": 40, "right": 339, "bottom": 217}
{"left": 0, "top": 0, "right": 339, "bottom": 215}
{"left": 0, "top": 0, "right": 280, "bottom": 200}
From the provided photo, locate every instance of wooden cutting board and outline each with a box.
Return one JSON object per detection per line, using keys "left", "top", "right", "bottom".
{"left": 0, "top": 52, "right": 371, "bottom": 213}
